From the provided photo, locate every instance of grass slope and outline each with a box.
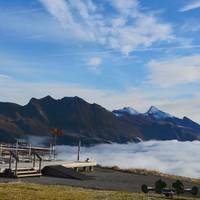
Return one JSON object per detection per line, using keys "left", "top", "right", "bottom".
{"left": 106, "top": 166, "right": 200, "bottom": 185}
{"left": 0, "top": 183, "right": 199, "bottom": 200}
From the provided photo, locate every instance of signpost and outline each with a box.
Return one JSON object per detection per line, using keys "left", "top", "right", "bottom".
{"left": 50, "top": 128, "right": 64, "bottom": 159}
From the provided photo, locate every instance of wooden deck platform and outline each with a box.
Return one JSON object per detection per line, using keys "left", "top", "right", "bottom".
{"left": 0, "top": 160, "right": 97, "bottom": 173}
{"left": 62, "top": 161, "right": 97, "bottom": 168}
{"left": 0, "top": 142, "right": 96, "bottom": 178}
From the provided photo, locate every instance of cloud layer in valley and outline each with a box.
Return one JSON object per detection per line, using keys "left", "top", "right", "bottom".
{"left": 57, "top": 140, "right": 200, "bottom": 178}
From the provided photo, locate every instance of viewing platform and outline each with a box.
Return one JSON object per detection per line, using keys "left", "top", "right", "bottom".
{"left": 0, "top": 141, "right": 96, "bottom": 178}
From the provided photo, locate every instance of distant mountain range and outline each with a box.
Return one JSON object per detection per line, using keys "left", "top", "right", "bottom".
{"left": 0, "top": 96, "right": 200, "bottom": 145}
{"left": 113, "top": 106, "right": 200, "bottom": 141}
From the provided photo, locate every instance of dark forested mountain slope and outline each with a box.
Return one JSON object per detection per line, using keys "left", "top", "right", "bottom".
{"left": 0, "top": 96, "right": 199, "bottom": 145}
{"left": 0, "top": 96, "right": 141, "bottom": 145}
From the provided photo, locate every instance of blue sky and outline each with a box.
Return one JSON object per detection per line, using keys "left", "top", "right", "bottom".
{"left": 0, "top": 0, "right": 200, "bottom": 122}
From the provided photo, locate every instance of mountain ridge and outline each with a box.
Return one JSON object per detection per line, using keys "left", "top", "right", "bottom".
{"left": 0, "top": 96, "right": 200, "bottom": 145}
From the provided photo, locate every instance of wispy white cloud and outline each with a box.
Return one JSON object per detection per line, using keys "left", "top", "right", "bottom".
{"left": 39, "top": 0, "right": 174, "bottom": 55}
{"left": 147, "top": 55, "right": 200, "bottom": 87}
{"left": 87, "top": 56, "right": 102, "bottom": 72}
{"left": 87, "top": 57, "right": 102, "bottom": 66}
{"left": 0, "top": 74, "right": 9, "bottom": 79}
{"left": 57, "top": 140, "right": 200, "bottom": 178}
{"left": 181, "top": 20, "right": 200, "bottom": 32}
{"left": 39, "top": 0, "right": 73, "bottom": 27}
{"left": 38, "top": 0, "right": 98, "bottom": 41}
{"left": 0, "top": 52, "right": 58, "bottom": 77}
{"left": 180, "top": 0, "right": 200, "bottom": 12}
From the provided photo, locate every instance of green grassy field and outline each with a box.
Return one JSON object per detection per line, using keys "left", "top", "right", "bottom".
{"left": 0, "top": 183, "right": 199, "bottom": 200}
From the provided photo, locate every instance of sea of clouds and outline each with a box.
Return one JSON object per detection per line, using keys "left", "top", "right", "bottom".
{"left": 56, "top": 140, "right": 200, "bottom": 179}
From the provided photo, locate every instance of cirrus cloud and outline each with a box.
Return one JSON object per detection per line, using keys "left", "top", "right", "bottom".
{"left": 147, "top": 55, "right": 200, "bottom": 87}
{"left": 180, "top": 0, "right": 200, "bottom": 12}
{"left": 87, "top": 56, "right": 102, "bottom": 72}
{"left": 39, "top": 0, "right": 174, "bottom": 55}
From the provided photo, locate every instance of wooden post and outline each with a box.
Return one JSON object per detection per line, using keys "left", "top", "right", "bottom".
{"left": 39, "top": 158, "right": 42, "bottom": 173}
{"left": 9, "top": 153, "right": 12, "bottom": 169}
{"left": 75, "top": 167, "right": 79, "bottom": 172}
{"left": 53, "top": 145, "right": 56, "bottom": 160}
{"left": 50, "top": 144, "right": 54, "bottom": 160}
{"left": 77, "top": 140, "right": 81, "bottom": 161}
{"left": 16, "top": 140, "right": 18, "bottom": 156}
{"left": 89, "top": 166, "right": 94, "bottom": 172}
{"left": 0, "top": 143, "right": 2, "bottom": 157}
{"left": 49, "top": 144, "right": 52, "bottom": 159}
{"left": 53, "top": 135, "right": 56, "bottom": 159}
{"left": 29, "top": 144, "right": 32, "bottom": 161}
{"left": 33, "top": 153, "right": 36, "bottom": 168}
{"left": 15, "top": 159, "right": 18, "bottom": 176}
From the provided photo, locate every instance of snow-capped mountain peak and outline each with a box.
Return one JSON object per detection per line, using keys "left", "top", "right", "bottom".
{"left": 122, "top": 107, "right": 139, "bottom": 115}
{"left": 113, "top": 107, "right": 139, "bottom": 117}
{"left": 146, "top": 106, "right": 173, "bottom": 119}
{"left": 114, "top": 106, "right": 174, "bottom": 119}
{"left": 148, "top": 106, "right": 161, "bottom": 114}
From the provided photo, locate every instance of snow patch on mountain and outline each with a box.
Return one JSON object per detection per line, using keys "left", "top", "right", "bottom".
{"left": 113, "top": 107, "right": 139, "bottom": 117}
{"left": 122, "top": 107, "right": 139, "bottom": 115}
{"left": 114, "top": 106, "right": 175, "bottom": 120}
{"left": 146, "top": 106, "right": 174, "bottom": 119}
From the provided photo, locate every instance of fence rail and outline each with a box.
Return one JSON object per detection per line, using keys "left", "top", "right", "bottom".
{"left": 0, "top": 143, "right": 55, "bottom": 163}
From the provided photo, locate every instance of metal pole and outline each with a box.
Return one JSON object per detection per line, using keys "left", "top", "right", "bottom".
{"left": 77, "top": 140, "right": 81, "bottom": 161}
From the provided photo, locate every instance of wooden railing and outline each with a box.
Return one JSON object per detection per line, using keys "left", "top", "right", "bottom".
{"left": 7, "top": 150, "right": 43, "bottom": 176}
{"left": 9, "top": 151, "right": 19, "bottom": 176}
{"left": 0, "top": 143, "right": 54, "bottom": 162}
{"left": 32, "top": 151, "right": 42, "bottom": 173}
